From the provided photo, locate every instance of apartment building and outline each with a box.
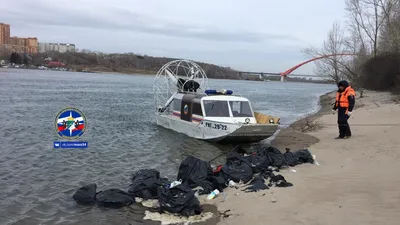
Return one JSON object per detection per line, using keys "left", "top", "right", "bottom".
{"left": 0, "top": 23, "right": 11, "bottom": 45}
{"left": 10, "top": 37, "right": 38, "bottom": 53}
{"left": 38, "top": 42, "right": 76, "bottom": 53}
{"left": 25, "top": 37, "right": 38, "bottom": 53}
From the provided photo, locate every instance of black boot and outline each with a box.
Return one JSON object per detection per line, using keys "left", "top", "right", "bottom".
{"left": 335, "top": 124, "right": 346, "bottom": 139}
{"left": 345, "top": 125, "right": 352, "bottom": 137}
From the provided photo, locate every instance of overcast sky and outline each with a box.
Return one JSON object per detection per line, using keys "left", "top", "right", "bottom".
{"left": 1, "top": 0, "right": 347, "bottom": 74}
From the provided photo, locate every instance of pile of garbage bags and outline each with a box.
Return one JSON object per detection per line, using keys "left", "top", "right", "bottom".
{"left": 214, "top": 146, "right": 313, "bottom": 192}
{"left": 72, "top": 145, "right": 315, "bottom": 217}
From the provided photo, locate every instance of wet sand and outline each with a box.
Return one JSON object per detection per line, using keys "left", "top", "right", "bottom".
{"left": 212, "top": 90, "right": 400, "bottom": 225}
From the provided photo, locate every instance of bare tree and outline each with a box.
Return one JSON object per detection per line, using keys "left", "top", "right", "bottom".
{"left": 342, "top": 0, "right": 400, "bottom": 87}
{"left": 303, "top": 22, "right": 348, "bottom": 83}
{"left": 306, "top": 0, "right": 400, "bottom": 90}
{"left": 336, "top": 29, "right": 367, "bottom": 84}
{"left": 378, "top": 0, "right": 400, "bottom": 52}
{"left": 345, "top": 0, "right": 389, "bottom": 57}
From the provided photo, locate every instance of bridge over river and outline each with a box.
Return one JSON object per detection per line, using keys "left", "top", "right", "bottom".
{"left": 237, "top": 72, "right": 318, "bottom": 81}
{"left": 239, "top": 53, "right": 356, "bottom": 82}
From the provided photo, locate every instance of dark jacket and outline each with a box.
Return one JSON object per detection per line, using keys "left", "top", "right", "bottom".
{"left": 333, "top": 80, "right": 355, "bottom": 111}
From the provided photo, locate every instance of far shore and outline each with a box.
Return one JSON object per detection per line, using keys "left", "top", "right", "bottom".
{"left": 211, "top": 90, "right": 400, "bottom": 225}
{"left": 90, "top": 69, "right": 158, "bottom": 76}
{"left": 1, "top": 66, "right": 333, "bottom": 84}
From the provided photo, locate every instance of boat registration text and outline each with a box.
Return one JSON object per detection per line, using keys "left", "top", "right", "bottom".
{"left": 204, "top": 122, "right": 227, "bottom": 130}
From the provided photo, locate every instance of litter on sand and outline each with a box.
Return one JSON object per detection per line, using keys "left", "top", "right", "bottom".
{"left": 72, "top": 144, "right": 316, "bottom": 219}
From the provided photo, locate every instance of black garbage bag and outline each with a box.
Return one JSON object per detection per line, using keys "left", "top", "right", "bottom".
{"left": 225, "top": 145, "right": 248, "bottom": 164}
{"left": 96, "top": 189, "right": 134, "bottom": 208}
{"left": 243, "top": 175, "right": 269, "bottom": 192}
{"left": 226, "top": 151, "right": 244, "bottom": 165}
{"left": 243, "top": 154, "right": 270, "bottom": 173}
{"left": 268, "top": 174, "right": 293, "bottom": 188}
{"left": 261, "top": 170, "right": 275, "bottom": 180}
{"left": 157, "top": 184, "right": 202, "bottom": 217}
{"left": 188, "top": 175, "right": 227, "bottom": 195}
{"left": 128, "top": 169, "right": 169, "bottom": 199}
{"left": 293, "top": 149, "right": 314, "bottom": 164}
{"left": 284, "top": 148, "right": 301, "bottom": 167}
{"left": 262, "top": 146, "right": 287, "bottom": 168}
{"left": 73, "top": 183, "right": 97, "bottom": 205}
{"left": 209, "top": 175, "right": 227, "bottom": 192}
{"left": 284, "top": 148, "right": 314, "bottom": 166}
{"left": 195, "top": 180, "right": 214, "bottom": 195}
{"left": 177, "top": 156, "right": 213, "bottom": 189}
{"left": 210, "top": 168, "right": 229, "bottom": 192}
{"left": 221, "top": 161, "right": 253, "bottom": 184}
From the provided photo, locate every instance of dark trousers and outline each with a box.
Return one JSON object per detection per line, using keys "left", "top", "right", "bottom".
{"left": 337, "top": 107, "right": 351, "bottom": 138}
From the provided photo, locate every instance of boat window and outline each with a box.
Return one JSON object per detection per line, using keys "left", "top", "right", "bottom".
{"left": 229, "top": 101, "right": 253, "bottom": 117}
{"left": 203, "top": 100, "right": 230, "bottom": 117}
{"left": 173, "top": 98, "right": 181, "bottom": 111}
{"left": 192, "top": 103, "right": 203, "bottom": 116}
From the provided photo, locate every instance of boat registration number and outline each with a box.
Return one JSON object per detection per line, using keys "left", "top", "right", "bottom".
{"left": 204, "top": 122, "right": 227, "bottom": 130}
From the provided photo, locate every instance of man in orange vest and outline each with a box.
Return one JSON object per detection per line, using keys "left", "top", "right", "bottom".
{"left": 332, "top": 80, "right": 355, "bottom": 139}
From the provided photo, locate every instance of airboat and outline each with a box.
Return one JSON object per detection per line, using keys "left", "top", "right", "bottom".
{"left": 153, "top": 59, "right": 280, "bottom": 143}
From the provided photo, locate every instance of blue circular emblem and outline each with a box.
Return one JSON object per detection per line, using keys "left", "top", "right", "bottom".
{"left": 183, "top": 104, "right": 188, "bottom": 114}
{"left": 55, "top": 107, "right": 86, "bottom": 139}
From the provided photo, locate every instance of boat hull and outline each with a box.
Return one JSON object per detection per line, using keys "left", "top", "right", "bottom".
{"left": 217, "top": 124, "right": 279, "bottom": 143}
{"left": 155, "top": 114, "right": 278, "bottom": 143}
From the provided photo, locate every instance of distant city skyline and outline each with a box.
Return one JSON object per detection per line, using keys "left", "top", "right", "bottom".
{"left": 0, "top": 22, "right": 38, "bottom": 53}
{"left": 0, "top": 22, "right": 77, "bottom": 54}
{"left": 0, "top": 0, "right": 347, "bottom": 74}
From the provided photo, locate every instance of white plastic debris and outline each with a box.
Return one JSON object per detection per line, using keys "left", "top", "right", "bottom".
{"left": 142, "top": 199, "right": 160, "bottom": 208}
{"left": 312, "top": 154, "right": 320, "bottom": 165}
{"left": 290, "top": 169, "right": 297, "bottom": 173}
{"left": 206, "top": 189, "right": 220, "bottom": 200}
{"left": 228, "top": 180, "right": 238, "bottom": 188}
{"left": 169, "top": 179, "right": 182, "bottom": 188}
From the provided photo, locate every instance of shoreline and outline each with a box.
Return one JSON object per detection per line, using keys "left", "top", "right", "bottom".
{"left": 271, "top": 90, "right": 336, "bottom": 151}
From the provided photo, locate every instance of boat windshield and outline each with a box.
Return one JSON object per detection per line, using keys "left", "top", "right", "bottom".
{"left": 229, "top": 101, "right": 253, "bottom": 117}
{"left": 203, "top": 100, "right": 230, "bottom": 117}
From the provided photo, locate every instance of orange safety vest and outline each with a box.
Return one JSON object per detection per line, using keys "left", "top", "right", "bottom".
{"left": 335, "top": 86, "right": 356, "bottom": 108}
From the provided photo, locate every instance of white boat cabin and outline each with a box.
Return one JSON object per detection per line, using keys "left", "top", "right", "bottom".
{"left": 167, "top": 90, "right": 258, "bottom": 125}
{"left": 154, "top": 60, "right": 279, "bottom": 142}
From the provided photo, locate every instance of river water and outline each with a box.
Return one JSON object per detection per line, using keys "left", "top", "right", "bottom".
{"left": 0, "top": 69, "right": 335, "bottom": 225}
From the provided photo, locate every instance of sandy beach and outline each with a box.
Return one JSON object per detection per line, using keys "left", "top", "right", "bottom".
{"left": 212, "top": 90, "right": 400, "bottom": 225}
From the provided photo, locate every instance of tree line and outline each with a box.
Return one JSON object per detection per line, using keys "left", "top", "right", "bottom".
{"left": 304, "top": 0, "right": 400, "bottom": 92}
{"left": 0, "top": 48, "right": 243, "bottom": 80}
